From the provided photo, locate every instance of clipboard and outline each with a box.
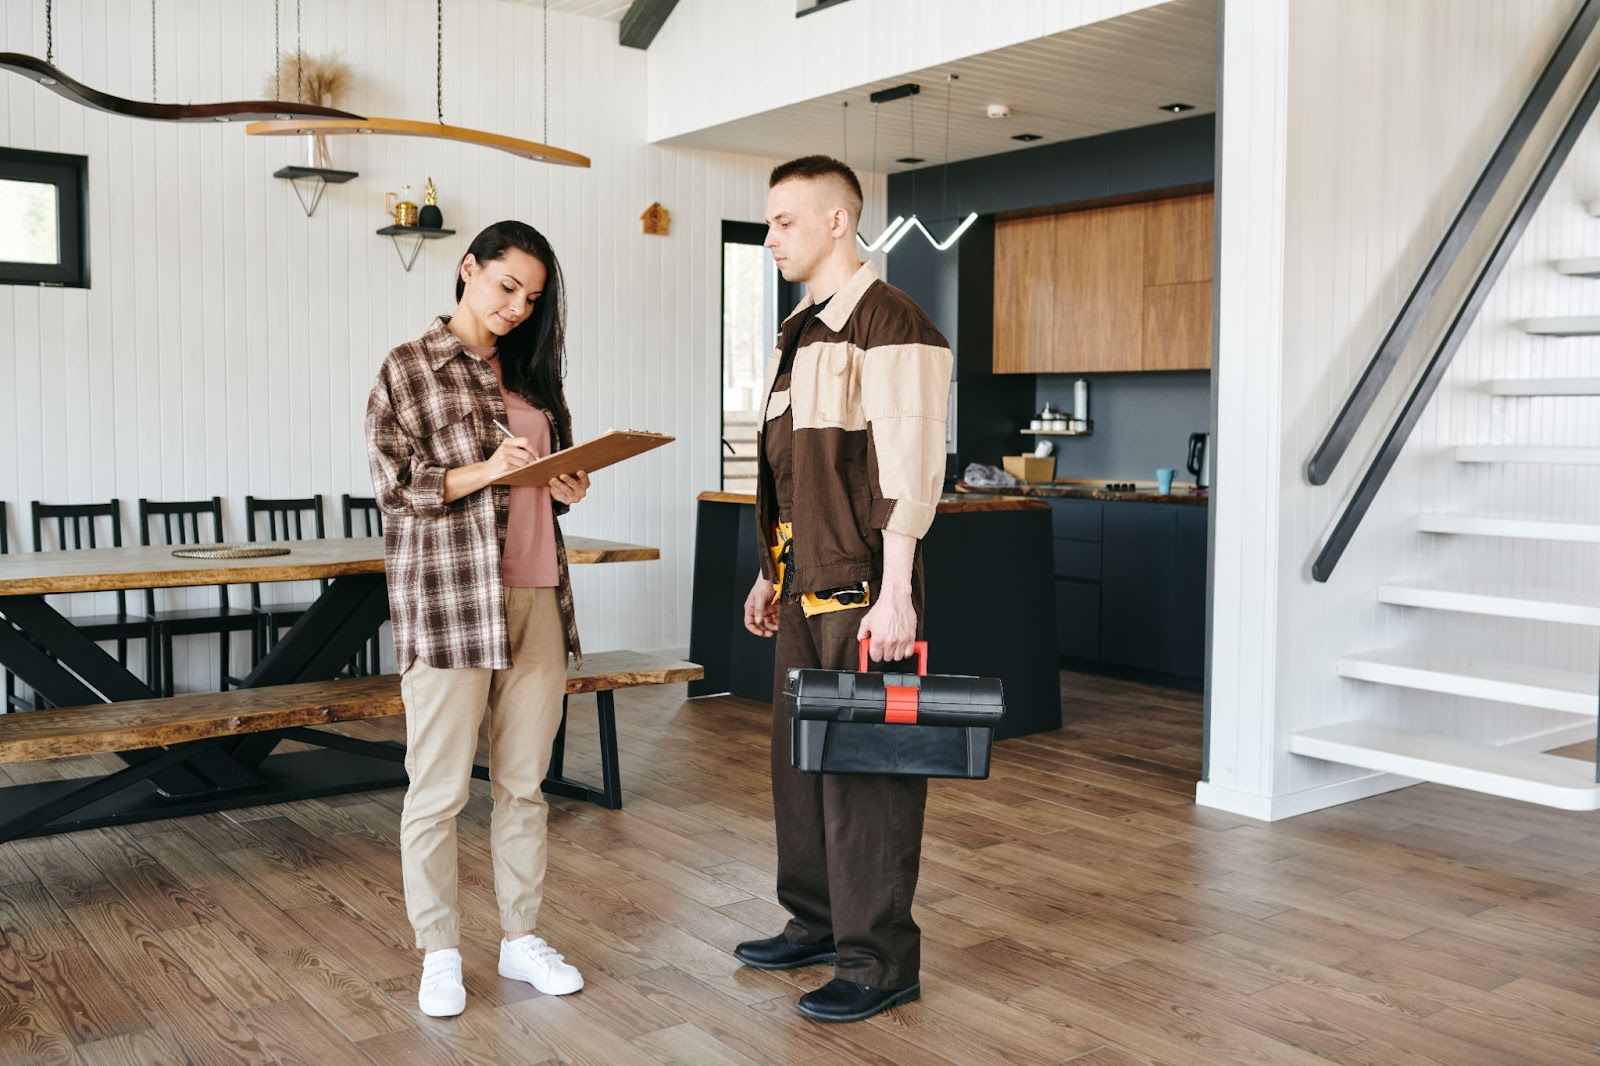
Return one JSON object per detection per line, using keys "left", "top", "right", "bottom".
{"left": 488, "top": 429, "right": 675, "bottom": 488}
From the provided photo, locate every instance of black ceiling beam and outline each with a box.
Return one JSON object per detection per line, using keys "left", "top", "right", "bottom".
{"left": 620, "top": 0, "right": 681, "bottom": 49}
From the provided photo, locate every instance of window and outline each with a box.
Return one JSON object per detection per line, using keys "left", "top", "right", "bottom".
{"left": 0, "top": 147, "right": 89, "bottom": 288}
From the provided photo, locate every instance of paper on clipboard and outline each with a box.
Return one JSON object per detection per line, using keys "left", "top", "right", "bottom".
{"left": 488, "top": 429, "right": 675, "bottom": 487}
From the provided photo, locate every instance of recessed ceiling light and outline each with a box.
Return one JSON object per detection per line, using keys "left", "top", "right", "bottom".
{"left": 896, "top": 156, "right": 925, "bottom": 165}
{"left": 1160, "top": 102, "right": 1195, "bottom": 113}
{"left": 1012, "top": 133, "right": 1043, "bottom": 142}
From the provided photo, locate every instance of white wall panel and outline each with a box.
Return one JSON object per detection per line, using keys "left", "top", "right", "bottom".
{"left": 0, "top": 0, "right": 886, "bottom": 692}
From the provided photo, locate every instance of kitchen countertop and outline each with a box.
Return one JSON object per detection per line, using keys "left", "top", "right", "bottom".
{"left": 955, "top": 480, "right": 1210, "bottom": 506}
{"left": 698, "top": 491, "right": 1048, "bottom": 514}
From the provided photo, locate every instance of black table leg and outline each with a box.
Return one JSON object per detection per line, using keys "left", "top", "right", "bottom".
{"left": 0, "top": 595, "right": 222, "bottom": 795}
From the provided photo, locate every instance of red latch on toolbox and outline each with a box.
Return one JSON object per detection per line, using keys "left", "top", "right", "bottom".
{"left": 883, "top": 685, "right": 919, "bottom": 724}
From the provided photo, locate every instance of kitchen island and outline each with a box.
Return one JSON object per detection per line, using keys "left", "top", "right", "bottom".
{"left": 688, "top": 491, "right": 1061, "bottom": 739}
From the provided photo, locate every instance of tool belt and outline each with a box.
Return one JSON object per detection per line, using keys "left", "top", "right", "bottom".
{"left": 770, "top": 520, "right": 871, "bottom": 617}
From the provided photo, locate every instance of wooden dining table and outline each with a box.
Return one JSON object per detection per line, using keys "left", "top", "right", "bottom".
{"left": 0, "top": 535, "right": 658, "bottom": 831}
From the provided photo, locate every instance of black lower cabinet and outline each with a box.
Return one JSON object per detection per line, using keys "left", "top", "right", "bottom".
{"left": 1051, "top": 498, "right": 1206, "bottom": 689}
{"left": 1055, "top": 580, "right": 1100, "bottom": 660}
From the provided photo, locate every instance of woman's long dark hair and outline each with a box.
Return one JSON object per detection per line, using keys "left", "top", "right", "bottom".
{"left": 456, "top": 221, "right": 572, "bottom": 447}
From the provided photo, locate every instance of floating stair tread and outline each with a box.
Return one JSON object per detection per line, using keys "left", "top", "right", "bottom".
{"left": 1488, "top": 377, "right": 1600, "bottom": 396}
{"left": 1519, "top": 316, "right": 1600, "bottom": 335}
{"left": 1417, "top": 513, "right": 1600, "bottom": 542}
{"left": 1337, "top": 650, "right": 1597, "bottom": 715}
{"left": 1377, "top": 581, "right": 1600, "bottom": 625}
{"left": 1454, "top": 445, "right": 1600, "bottom": 465}
{"left": 1289, "top": 722, "right": 1600, "bottom": 810}
{"left": 1552, "top": 257, "right": 1600, "bottom": 277}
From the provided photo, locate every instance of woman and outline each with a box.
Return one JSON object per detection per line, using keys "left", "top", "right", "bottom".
{"left": 366, "top": 220, "right": 590, "bottom": 1018}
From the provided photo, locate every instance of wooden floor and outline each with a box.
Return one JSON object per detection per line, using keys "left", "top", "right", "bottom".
{"left": 1, "top": 672, "right": 1598, "bottom": 1065}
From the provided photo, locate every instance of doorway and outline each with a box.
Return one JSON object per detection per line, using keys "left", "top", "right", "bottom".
{"left": 720, "top": 221, "right": 798, "bottom": 492}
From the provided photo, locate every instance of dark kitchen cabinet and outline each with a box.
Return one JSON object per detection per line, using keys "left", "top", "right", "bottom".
{"left": 1050, "top": 497, "right": 1206, "bottom": 687}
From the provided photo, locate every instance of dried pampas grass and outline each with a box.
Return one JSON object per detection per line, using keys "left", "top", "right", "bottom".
{"left": 265, "top": 51, "right": 353, "bottom": 107}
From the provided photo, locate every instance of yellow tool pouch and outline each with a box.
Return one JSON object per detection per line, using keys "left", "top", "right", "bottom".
{"left": 770, "top": 521, "right": 871, "bottom": 616}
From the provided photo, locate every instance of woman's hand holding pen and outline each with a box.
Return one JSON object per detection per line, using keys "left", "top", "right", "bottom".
{"left": 484, "top": 434, "right": 536, "bottom": 480}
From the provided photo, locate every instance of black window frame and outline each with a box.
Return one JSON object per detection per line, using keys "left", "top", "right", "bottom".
{"left": 0, "top": 146, "right": 90, "bottom": 288}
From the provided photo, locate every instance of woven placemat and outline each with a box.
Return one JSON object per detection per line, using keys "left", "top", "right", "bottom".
{"left": 172, "top": 545, "right": 292, "bottom": 560}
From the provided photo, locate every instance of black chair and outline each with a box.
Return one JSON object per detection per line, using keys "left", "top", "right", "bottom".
{"left": 30, "top": 499, "right": 155, "bottom": 689}
{"left": 341, "top": 495, "right": 386, "bottom": 676}
{"left": 244, "top": 495, "right": 326, "bottom": 660}
{"left": 139, "top": 497, "right": 260, "bottom": 696}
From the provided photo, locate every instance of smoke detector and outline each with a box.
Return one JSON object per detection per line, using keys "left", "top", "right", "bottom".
{"left": 986, "top": 103, "right": 1012, "bottom": 119}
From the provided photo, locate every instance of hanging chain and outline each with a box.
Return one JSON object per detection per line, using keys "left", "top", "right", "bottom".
{"left": 45, "top": 0, "right": 53, "bottom": 66}
{"left": 296, "top": 0, "right": 303, "bottom": 102}
{"left": 151, "top": 0, "right": 157, "bottom": 100}
{"left": 274, "top": 0, "right": 280, "bottom": 99}
{"left": 938, "top": 81, "right": 951, "bottom": 222}
{"left": 908, "top": 91, "right": 917, "bottom": 210}
{"left": 543, "top": 0, "right": 549, "bottom": 145}
{"left": 870, "top": 102, "right": 879, "bottom": 223}
{"left": 840, "top": 101, "right": 848, "bottom": 164}
{"left": 436, "top": 0, "right": 444, "bottom": 123}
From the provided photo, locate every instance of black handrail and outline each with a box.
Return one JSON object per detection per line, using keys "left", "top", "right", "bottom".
{"left": 1305, "top": 0, "right": 1600, "bottom": 486}
{"left": 1313, "top": 59, "right": 1600, "bottom": 583}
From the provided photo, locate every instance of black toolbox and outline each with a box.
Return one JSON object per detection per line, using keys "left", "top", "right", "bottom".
{"left": 784, "top": 641, "right": 1006, "bottom": 779}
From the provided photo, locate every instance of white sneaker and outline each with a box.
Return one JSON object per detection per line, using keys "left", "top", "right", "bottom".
{"left": 418, "top": 949, "right": 466, "bottom": 1017}
{"left": 498, "top": 934, "right": 584, "bottom": 995}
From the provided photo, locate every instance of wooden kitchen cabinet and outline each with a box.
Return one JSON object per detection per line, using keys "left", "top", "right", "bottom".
{"left": 994, "top": 190, "right": 1214, "bottom": 373}
{"left": 992, "top": 215, "right": 1056, "bottom": 375}
{"left": 1144, "top": 193, "right": 1213, "bottom": 286}
{"left": 1143, "top": 279, "right": 1213, "bottom": 371}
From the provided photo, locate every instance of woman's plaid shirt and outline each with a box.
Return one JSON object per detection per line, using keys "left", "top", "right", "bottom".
{"left": 365, "top": 317, "right": 582, "bottom": 671}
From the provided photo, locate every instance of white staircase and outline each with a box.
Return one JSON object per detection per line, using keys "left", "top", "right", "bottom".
{"left": 1487, "top": 377, "right": 1600, "bottom": 395}
{"left": 1293, "top": 190, "right": 1600, "bottom": 811}
{"left": 1519, "top": 315, "right": 1600, "bottom": 335}
{"left": 1417, "top": 513, "right": 1600, "bottom": 543}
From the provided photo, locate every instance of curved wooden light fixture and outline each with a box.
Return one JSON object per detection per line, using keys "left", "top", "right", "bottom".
{"left": 243, "top": 117, "right": 591, "bottom": 167}
{"left": 0, "top": 52, "right": 364, "bottom": 123}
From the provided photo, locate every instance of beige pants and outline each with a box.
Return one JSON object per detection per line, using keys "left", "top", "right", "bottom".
{"left": 399, "top": 586, "right": 568, "bottom": 951}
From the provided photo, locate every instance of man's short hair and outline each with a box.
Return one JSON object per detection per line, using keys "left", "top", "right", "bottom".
{"left": 770, "top": 155, "right": 864, "bottom": 223}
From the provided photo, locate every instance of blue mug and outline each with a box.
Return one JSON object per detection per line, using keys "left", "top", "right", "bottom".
{"left": 1156, "top": 468, "right": 1175, "bottom": 495}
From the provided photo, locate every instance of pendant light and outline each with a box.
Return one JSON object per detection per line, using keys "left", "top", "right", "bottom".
{"left": 883, "top": 74, "right": 976, "bottom": 254}
{"left": 855, "top": 93, "right": 910, "bottom": 252}
{"left": 0, "top": 0, "right": 361, "bottom": 123}
{"left": 246, "top": 0, "right": 589, "bottom": 166}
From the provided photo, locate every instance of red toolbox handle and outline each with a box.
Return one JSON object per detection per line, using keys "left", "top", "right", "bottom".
{"left": 858, "top": 638, "right": 928, "bottom": 677}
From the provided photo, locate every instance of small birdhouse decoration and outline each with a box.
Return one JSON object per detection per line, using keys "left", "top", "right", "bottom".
{"left": 641, "top": 202, "right": 671, "bottom": 236}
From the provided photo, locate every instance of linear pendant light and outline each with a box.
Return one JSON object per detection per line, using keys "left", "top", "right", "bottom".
{"left": 249, "top": 0, "right": 588, "bottom": 167}
{"left": 887, "top": 75, "right": 976, "bottom": 254}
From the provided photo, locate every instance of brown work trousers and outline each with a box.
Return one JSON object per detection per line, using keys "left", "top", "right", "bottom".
{"left": 769, "top": 598, "right": 927, "bottom": 990}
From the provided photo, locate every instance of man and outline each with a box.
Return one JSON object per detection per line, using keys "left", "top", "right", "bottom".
{"left": 736, "top": 155, "right": 953, "bottom": 1023}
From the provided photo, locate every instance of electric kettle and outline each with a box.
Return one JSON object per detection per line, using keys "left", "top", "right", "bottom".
{"left": 1187, "top": 432, "right": 1211, "bottom": 490}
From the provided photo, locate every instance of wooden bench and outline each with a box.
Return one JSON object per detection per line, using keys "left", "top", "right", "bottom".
{"left": 0, "top": 650, "right": 703, "bottom": 841}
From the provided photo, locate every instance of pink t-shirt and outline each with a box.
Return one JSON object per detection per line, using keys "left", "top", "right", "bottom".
{"left": 464, "top": 344, "right": 560, "bottom": 588}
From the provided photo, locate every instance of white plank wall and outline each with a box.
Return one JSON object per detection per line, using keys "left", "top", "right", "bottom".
{"left": 646, "top": 0, "right": 1163, "bottom": 143}
{"left": 1205, "top": 0, "right": 1600, "bottom": 819}
{"left": 0, "top": 0, "right": 887, "bottom": 694}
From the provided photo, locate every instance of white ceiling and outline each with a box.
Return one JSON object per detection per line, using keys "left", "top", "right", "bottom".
{"left": 659, "top": 0, "right": 1217, "bottom": 172}
{"left": 501, "top": 0, "right": 632, "bottom": 20}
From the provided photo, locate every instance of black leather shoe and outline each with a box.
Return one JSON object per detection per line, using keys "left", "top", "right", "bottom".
{"left": 796, "top": 978, "right": 921, "bottom": 1023}
{"left": 733, "top": 933, "right": 837, "bottom": 970}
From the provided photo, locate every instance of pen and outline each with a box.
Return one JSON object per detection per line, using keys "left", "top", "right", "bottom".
{"left": 494, "top": 419, "right": 516, "bottom": 439}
